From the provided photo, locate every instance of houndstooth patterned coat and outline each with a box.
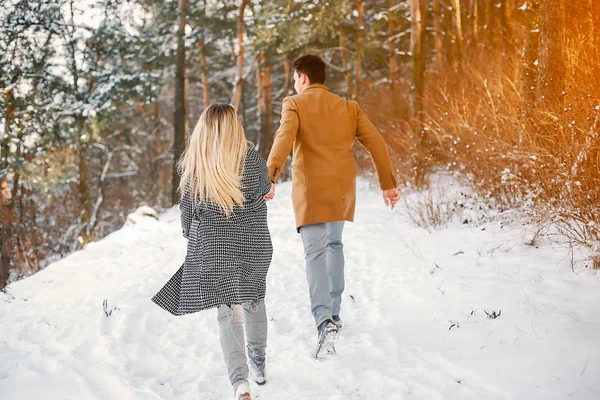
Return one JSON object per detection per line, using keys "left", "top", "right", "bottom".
{"left": 152, "top": 144, "right": 273, "bottom": 316}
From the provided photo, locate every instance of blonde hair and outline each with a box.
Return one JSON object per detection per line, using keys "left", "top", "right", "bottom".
{"left": 178, "top": 103, "right": 248, "bottom": 217}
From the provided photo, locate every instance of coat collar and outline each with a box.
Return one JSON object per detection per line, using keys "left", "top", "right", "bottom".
{"left": 304, "top": 83, "right": 330, "bottom": 92}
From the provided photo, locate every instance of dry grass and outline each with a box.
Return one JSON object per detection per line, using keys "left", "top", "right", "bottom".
{"left": 365, "top": 44, "right": 599, "bottom": 264}
{"left": 403, "top": 187, "right": 455, "bottom": 232}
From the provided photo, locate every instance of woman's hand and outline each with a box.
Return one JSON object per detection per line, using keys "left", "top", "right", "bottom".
{"left": 264, "top": 183, "right": 275, "bottom": 201}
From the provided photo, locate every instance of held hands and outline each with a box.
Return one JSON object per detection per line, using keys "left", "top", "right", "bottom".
{"left": 264, "top": 183, "right": 275, "bottom": 201}
{"left": 383, "top": 188, "right": 400, "bottom": 209}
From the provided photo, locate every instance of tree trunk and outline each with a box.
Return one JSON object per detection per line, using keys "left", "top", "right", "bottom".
{"left": 279, "top": 53, "right": 292, "bottom": 181}
{"left": 263, "top": 62, "right": 274, "bottom": 153}
{"left": 30, "top": 191, "right": 41, "bottom": 273}
{"left": 78, "top": 125, "right": 90, "bottom": 247}
{"left": 0, "top": 149, "right": 10, "bottom": 289}
{"left": 410, "top": 0, "right": 428, "bottom": 185}
{"left": 199, "top": 38, "right": 210, "bottom": 109}
{"left": 150, "top": 101, "right": 161, "bottom": 203}
{"left": 450, "top": 0, "right": 465, "bottom": 70}
{"left": 355, "top": 1, "right": 364, "bottom": 99}
{"left": 593, "top": 0, "right": 600, "bottom": 84}
{"left": 232, "top": 0, "right": 249, "bottom": 111}
{"left": 339, "top": 27, "right": 353, "bottom": 98}
{"left": 257, "top": 53, "right": 274, "bottom": 160}
{"left": 433, "top": 0, "right": 443, "bottom": 69}
{"left": 172, "top": 0, "right": 188, "bottom": 204}
{"left": 472, "top": 0, "right": 479, "bottom": 44}
{"left": 443, "top": 1, "right": 456, "bottom": 69}
{"left": 17, "top": 186, "right": 37, "bottom": 273}
{"left": 257, "top": 58, "right": 263, "bottom": 120}
{"left": 0, "top": 176, "right": 12, "bottom": 290}
{"left": 500, "top": 0, "right": 513, "bottom": 54}
{"left": 523, "top": 0, "right": 540, "bottom": 108}
{"left": 1, "top": 81, "right": 16, "bottom": 289}
{"left": 388, "top": 0, "right": 398, "bottom": 86}
{"left": 0, "top": 75, "right": 19, "bottom": 290}
{"left": 282, "top": 53, "right": 291, "bottom": 98}
{"left": 484, "top": 0, "right": 495, "bottom": 48}
{"left": 410, "top": 0, "right": 427, "bottom": 117}
{"left": 538, "top": 0, "right": 565, "bottom": 109}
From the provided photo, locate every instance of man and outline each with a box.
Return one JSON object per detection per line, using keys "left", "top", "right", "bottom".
{"left": 265, "top": 54, "right": 400, "bottom": 358}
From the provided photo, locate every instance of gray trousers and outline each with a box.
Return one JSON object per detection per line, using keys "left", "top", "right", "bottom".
{"left": 217, "top": 300, "right": 267, "bottom": 392}
{"left": 299, "top": 221, "right": 345, "bottom": 328}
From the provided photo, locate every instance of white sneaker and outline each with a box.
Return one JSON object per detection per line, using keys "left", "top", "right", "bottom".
{"left": 234, "top": 381, "right": 251, "bottom": 400}
{"left": 248, "top": 348, "right": 266, "bottom": 385}
{"left": 248, "top": 357, "right": 266, "bottom": 385}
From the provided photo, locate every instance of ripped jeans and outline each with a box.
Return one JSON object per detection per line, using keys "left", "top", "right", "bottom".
{"left": 217, "top": 300, "right": 267, "bottom": 392}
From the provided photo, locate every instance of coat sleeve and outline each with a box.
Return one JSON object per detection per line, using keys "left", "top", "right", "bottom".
{"left": 179, "top": 185, "right": 193, "bottom": 239}
{"left": 354, "top": 103, "right": 397, "bottom": 190}
{"left": 267, "top": 97, "right": 299, "bottom": 182}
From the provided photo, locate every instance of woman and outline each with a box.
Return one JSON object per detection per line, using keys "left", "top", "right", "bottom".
{"left": 152, "top": 104, "right": 273, "bottom": 400}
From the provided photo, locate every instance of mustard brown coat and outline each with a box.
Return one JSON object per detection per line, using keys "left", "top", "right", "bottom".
{"left": 267, "top": 84, "right": 397, "bottom": 230}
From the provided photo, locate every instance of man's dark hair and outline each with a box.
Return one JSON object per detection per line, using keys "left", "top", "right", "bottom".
{"left": 292, "top": 54, "right": 326, "bottom": 84}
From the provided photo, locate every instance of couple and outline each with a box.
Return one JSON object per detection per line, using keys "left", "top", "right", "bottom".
{"left": 152, "top": 55, "right": 400, "bottom": 400}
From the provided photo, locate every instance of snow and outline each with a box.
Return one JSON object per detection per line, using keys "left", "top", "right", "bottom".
{"left": 1, "top": 179, "right": 599, "bottom": 400}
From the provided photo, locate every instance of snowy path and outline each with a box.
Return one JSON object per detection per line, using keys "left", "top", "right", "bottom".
{"left": 1, "top": 181, "right": 599, "bottom": 400}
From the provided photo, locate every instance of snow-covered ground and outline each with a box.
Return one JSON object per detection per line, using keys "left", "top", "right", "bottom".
{"left": 1, "top": 180, "right": 599, "bottom": 400}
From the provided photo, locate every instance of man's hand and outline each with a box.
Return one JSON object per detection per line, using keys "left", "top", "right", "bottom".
{"left": 383, "top": 188, "right": 400, "bottom": 209}
{"left": 264, "top": 183, "right": 275, "bottom": 201}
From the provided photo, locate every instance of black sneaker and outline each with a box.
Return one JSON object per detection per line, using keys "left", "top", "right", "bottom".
{"left": 332, "top": 315, "right": 343, "bottom": 330}
{"left": 314, "top": 320, "right": 339, "bottom": 359}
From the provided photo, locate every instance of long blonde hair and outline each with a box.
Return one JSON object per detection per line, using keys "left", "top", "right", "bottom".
{"left": 178, "top": 104, "right": 247, "bottom": 216}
